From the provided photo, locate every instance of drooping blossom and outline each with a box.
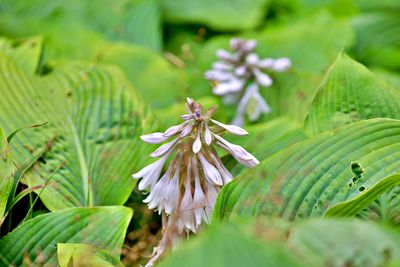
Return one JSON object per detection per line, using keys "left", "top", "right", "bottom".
{"left": 205, "top": 38, "right": 291, "bottom": 126}
{"left": 132, "top": 97, "right": 259, "bottom": 266}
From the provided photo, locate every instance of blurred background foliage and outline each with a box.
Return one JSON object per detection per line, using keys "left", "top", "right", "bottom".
{"left": 0, "top": 0, "right": 399, "bottom": 266}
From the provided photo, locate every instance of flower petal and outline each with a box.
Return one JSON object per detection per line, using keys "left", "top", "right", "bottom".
{"left": 213, "top": 79, "right": 244, "bottom": 95}
{"left": 133, "top": 152, "right": 171, "bottom": 191}
{"left": 192, "top": 158, "right": 209, "bottom": 225}
{"left": 204, "top": 123, "right": 213, "bottom": 145}
{"left": 212, "top": 61, "right": 233, "bottom": 71}
{"left": 216, "top": 49, "right": 236, "bottom": 61}
{"left": 242, "top": 39, "right": 257, "bottom": 52}
{"left": 257, "top": 58, "right": 274, "bottom": 69}
{"left": 180, "top": 123, "right": 194, "bottom": 138}
{"left": 213, "top": 134, "right": 259, "bottom": 167}
{"left": 253, "top": 69, "right": 273, "bottom": 87}
{"left": 192, "top": 128, "right": 202, "bottom": 153}
{"left": 272, "top": 58, "right": 291, "bottom": 72}
{"left": 246, "top": 53, "right": 259, "bottom": 65}
{"left": 163, "top": 123, "right": 185, "bottom": 137}
{"left": 210, "top": 119, "right": 248, "bottom": 136}
{"left": 150, "top": 137, "right": 179, "bottom": 158}
{"left": 198, "top": 152, "right": 223, "bottom": 185}
{"left": 140, "top": 132, "right": 169, "bottom": 144}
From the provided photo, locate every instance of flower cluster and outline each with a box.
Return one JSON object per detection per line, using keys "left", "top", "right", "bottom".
{"left": 133, "top": 98, "right": 259, "bottom": 266}
{"left": 205, "top": 38, "right": 291, "bottom": 126}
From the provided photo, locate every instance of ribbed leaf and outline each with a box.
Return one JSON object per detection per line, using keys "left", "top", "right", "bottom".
{"left": 223, "top": 117, "right": 306, "bottom": 176}
{"left": 305, "top": 52, "right": 400, "bottom": 135}
{"left": 158, "top": 223, "right": 307, "bottom": 267}
{"left": 288, "top": 219, "right": 400, "bottom": 267}
{"left": 0, "top": 51, "right": 155, "bottom": 210}
{"left": 0, "top": 0, "right": 162, "bottom": 51}
{"left": 353, "top": 12, "right": 400, "bottom": 70}
{"left": 213, "top": 119, "right": 400, "bottom": 221}
{"left": 324, "top": 174, "right": 400, "bottom": 218}
{"left": 0, "top": 128, "right": 13, "bottom": 220}
{"left": 57, "top": 243, "right": 124, "bottom": 267}
{"left": 0, "top": 206, "right": 132, "bottom": 266}
{"left": 0, "top": 36, "right": 42, "bottom": 74}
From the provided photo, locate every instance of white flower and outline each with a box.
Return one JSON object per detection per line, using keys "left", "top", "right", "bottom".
{"left": 133, "top": 98, "right": 259, "bottom": 266}
{"left": 205, "top": 38, "right": 291, "bottom": 126}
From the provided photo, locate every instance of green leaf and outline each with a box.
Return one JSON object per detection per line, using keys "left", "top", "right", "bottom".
{"left": 223, "top": 117, "right": 306, "bottom": 176}
{"left": 160, "top": 0, "right": 270, "bottom": 31}
{"left": 0, "top": 0, "right": 162, "bottom": 51}
{"left": 0, "top": 36, "right": 42, "bottom": 74}
{"left": 0, "top": 206, "right": 132, "bottom": 266}
{"left": 158, "top": 223, "right": 307, "bottom": 267}
{"left": 97, "top": 42, "right": 185, "bottom": 110}
{"left": 213, "top": 119, "right": 400, "bottom": 222}
{"left": 0, "top": 50, "right": 156, "bottom": 210}
{"left": 305, "top": 53, "right": 400, "bottom": 135}
{"left": 373, "top": 68, "right": 400, "bottom": 90}
{"left": 57, "top": 243, "right": 124, "bottom": 267}
{"left": 288, "top": 219, "right": 400, "bottom": 267}
{"left": 0, "top": 128, "right": 13, "bottom": 220}
{"left": 324, "top": 173, "right": 400, "bottom": 217}
{"left": 352, "top": 12, "right": 400, "bottom": 70}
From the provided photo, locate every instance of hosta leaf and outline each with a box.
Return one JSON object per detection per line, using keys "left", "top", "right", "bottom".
{"left": 223, "top": 117, "right": 306, "bottom": 176}
{"left": 305, "top": 53, "right": 400, "bottom": 135}
{"left": 0, "top": 0, "right": 162, "bottom": 51}
{"left": 160, "top": 0, "right": 270, "bottom": 31}
{"left": 373, "top": 68, "right": 400, "bottom": 90}
{"left": 0, "top": 128, "right": 13, "bottom": 220}
{"left": 288, "top": 219, "right": 400, "bottom": 267}
{"left": 57, "top": 243, "right": 124, "bottom": 267}
{"left": 213, "top": 119, "right": 400, "bottom": 222}
{"left": 0, "top": 206, "right": 132, "bottom": 266}
{"left": 0, "top": 36, "right": 42, "bottom": 74}
{"left": 97, "top": 42, "right": 185, "bottom": 110}
{"left": 324, "top": 173, "right": 400, "bottom": 217}
{"left": 352, "top": 12, "right": 400, "bottom": 70}
{"left": 158, "top": 223, "right": 307, "bottom": 267}
{"left": 0, "top": 52, "right": 155, "bottom": 210}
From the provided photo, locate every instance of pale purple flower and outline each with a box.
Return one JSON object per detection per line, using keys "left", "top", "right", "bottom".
{"left": 205, "top": 38, "right": 291, "bottom": 126}
{"left": 132, "top": 98, "right": 259, "bottom": 266}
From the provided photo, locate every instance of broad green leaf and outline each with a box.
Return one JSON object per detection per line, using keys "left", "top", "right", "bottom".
{"left": 0, "top": 128, "right": 13, "bottom": 220}
{"left": 354, "top": 0, "right": 400, "bottom": 11}
{"left": 223, "top": 117, "right": 306, "bottom": 176}
{"left": 160, "top": 0, "right": 270, "bottom": 31}
{"left": 58, "top": 243, "right": 124, "bottom": 267}
{"left": 0, "top": 0, "right": 162, "bottom": 51}
{"left": 305, "top": 53, "right": 400, "bottom": 135}
{"left": 0, "top": 36, "right": 42, "bottom": 74}
{"left": 97, "top": 42, "right": 185, "bottom": 110}
{"left": 158, "top": 223, "right": 307, "bottom": 267}
{"left": 373, "top": 68, "right": 400, "bottom": 90}
{"left": 270, "top": 0, "right": 359, "bottom": 16}
{"left": 213, "top": 119, "right": 400, "bottom": 222}
{"left": 0, "top": 206, "right": 132, "bottom": 266}
{"left": 352, "top": 12, "right": 400, "bottom": 70}
{"left": 0, "top": 7, "right": 182, "bottom": 109}
{"left": 0, "top": 51, "right": 156, "bottom": 210}
{"left": 288, "top": 219, "right": 400, "bottom": 267}
{"left": 324, "top": 174, "right": 400, "bottom": 217}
